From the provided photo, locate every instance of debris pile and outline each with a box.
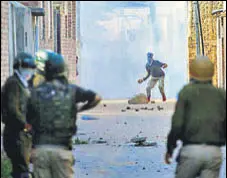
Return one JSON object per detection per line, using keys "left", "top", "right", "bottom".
{"left": 128, "top": 93, "right": 148, "bottom": 104}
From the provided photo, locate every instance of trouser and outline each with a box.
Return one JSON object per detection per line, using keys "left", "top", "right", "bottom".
{"left": 175, "top": 145, "right": 223, "bottom": 178}
{"left": 32, "top": 145, "right": 75, "bottom": 178}
{"left": 3, "top": 131, "right": 32, "bottom": 178}
{"left": 146, "top": 76, "right": 165, "bottom": 98}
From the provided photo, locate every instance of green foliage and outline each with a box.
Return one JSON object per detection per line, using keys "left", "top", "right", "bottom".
{"left": 1, "top": 155, "right": 12, "bottom": 178}
{"left": 73, "top": 138, "right": 88, "bottom": 145}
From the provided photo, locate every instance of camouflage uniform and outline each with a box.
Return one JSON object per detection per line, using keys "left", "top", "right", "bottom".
{"left": 166, "top": 56, "right": 226, "bottom": 178}
{"left": 1, "top": 52, "right": 36, "bottom": 178}
{"left": 27, "top": 52, "right": 101, "bottom": 178}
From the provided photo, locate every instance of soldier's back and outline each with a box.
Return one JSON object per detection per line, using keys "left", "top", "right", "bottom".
{"left": 180, "top": 83, "right": 226, "bottom": 145}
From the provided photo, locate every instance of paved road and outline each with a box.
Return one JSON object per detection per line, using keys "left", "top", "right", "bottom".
{"left": 74, "top": 101, "right": 226, "bottom": 178}
{"left": 1, "top": 101, "right": 225, "bottom": 177}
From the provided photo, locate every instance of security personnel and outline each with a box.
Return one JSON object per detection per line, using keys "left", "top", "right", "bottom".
{"left": 1, "top": 52, "right": 36, "bottom": 178}
{"left": 165, "top": 56, "right": 226, "bottom": 178}
{"left": 28, "top": 49, "right": 55, "bottom": 88}
{"left": 27, "top": 51, "right": 101, "bottom": 178}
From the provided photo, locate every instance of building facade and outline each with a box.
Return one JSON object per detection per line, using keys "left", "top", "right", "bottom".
{"left": 187, "top": 1, "right": 226, "bottom": 88}
{"left": 1, "top": 1, "right": 10, "bottom": 86}
{"left": 1, "top": 1, "right": 77, "bottom": 85}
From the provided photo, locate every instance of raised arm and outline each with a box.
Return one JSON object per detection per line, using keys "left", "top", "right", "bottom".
{"left": 74, "top": 85, "right": 102, "bottom": 112}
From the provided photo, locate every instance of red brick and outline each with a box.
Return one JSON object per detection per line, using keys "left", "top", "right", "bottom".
{"left": 1, "top": 1, "right": 77, "bottom": 85}
{"left": 1, "top": 1, "right": 9, "bottom": 86}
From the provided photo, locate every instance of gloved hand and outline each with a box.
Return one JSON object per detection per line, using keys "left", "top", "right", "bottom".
{"left": 138, "top": 79, "right": 143, "bottom": 84}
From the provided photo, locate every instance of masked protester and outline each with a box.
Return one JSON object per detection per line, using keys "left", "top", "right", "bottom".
{"left": 138, "top": 52, "right": 168, "bottom": 103}
{"left": 27, "top": 51, "right": 101, "bottom": 178}
{"left": 165, "top": 56, "right": 226, "bottom": 178}
{"left": 1, "top": 52, "right": 36, "bottom": 178}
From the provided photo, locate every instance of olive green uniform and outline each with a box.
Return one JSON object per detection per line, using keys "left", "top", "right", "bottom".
{"left": 27, "top": 79, "right": 97, "bottom": 178}
{"left": 167, "top": 81, "right": 226, "bottom": 178}
{"left": 1, "top": 73, "right": 32, "bottom": 177}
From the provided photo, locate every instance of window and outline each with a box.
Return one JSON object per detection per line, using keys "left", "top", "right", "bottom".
{"left": 54, "top": 9, "right": 61, "bottom": 53}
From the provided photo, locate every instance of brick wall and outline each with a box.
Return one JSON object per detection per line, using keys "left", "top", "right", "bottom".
{"left": 20, "top": 1, "right": 77, "bottom": 83}
{"left": 38, "top": 1, "right": 55, "bottom": 50}
{"left": 188, "top": 1, "right": 223, "bottom": 86}
{"left": 59, "top": 1, "right": 77, "bottom": 83}
{"left": 1, "top": 1, "right": 9, "bottom": 86}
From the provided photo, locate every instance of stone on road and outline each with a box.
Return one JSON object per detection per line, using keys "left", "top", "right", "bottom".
{"left": 74, "top": 100, "right": 225, "bottom": 178}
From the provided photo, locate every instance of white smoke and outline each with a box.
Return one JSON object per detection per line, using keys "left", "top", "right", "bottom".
{"left": 79, "top": 1, "right": 188, "bottom": 99}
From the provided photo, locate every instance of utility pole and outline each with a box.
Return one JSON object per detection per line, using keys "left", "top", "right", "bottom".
{"left": 197, "top": 1, "right": 204, "bottom": 56}
{"left": 193, "top": 1, "right": 201, "bottom": 56}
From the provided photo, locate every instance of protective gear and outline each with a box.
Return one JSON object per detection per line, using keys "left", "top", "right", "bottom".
{"left": 44, "top": 52, "right": 68, "bottom": 80}
{"left": 147, "top": 52, "right": 154, "bottom": 65}
{"left": 30, "top": 80, "right": 76, "bottom": 149}
{"left": 35, "top": 49, "right": 54, "bottom": 72}
{"left": 19, "top": 68, "right": 35, "bottom": 81}
{"left": 189, "top": 56, "right": 214, "bottom": 81}
{"left": 13, "top": 52, "right": 36, "bottom": 69}
{"left": 27, "top": 72, "right": 100, "bottom": 178}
